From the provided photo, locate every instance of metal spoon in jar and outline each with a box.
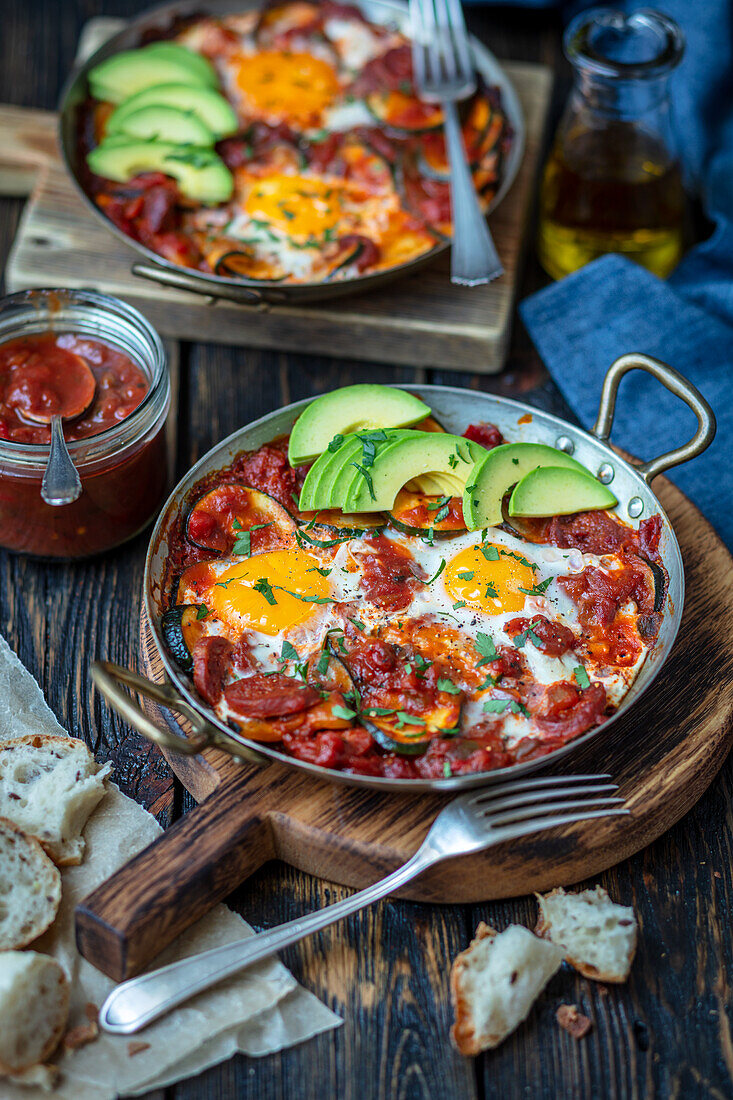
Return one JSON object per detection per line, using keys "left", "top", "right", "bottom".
{"left": 20, "top": 352, "right": 96, "bottom": 506}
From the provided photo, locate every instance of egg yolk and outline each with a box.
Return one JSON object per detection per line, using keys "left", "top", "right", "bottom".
{"left": 245, "top": 173, "right": 351, "bottom": 240}
{"left": 443, "top": 544, "right": 536, "bottom": 615}
{"left": 207, "top": 548, "right": 331, "bottom": 636}
{"left": 234, "top": 50, "right": 340, "bottom": 128}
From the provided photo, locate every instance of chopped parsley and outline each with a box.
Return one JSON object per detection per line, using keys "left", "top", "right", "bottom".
{"left": 363, "top": 706, "right": 395, "bottom": 716}
{"left": 457, "top": 570, "right": 474, "bottom": 581}
{"left": 513, "top": 620, "right": 543, "bottom": 649}
{"left": 307, "top": 566, "right": 332, "bottom": 577}
{"left": 518, "top": 578, "right": 553, "bottom": 597}
{"left": 443, "top": 761, "right": 453, "bottom": 778}
{"left": 195, "top": 604, "right": 209, "bottom": 620}
{"left": 475, "top": 632, "right": 498, "bottom": 666}
{"left": 448, "top": 454, "right": 458, "bottom": 469}
{"left": 478, "top": 671, "right": 498, "bottom": 689}
{"left": 332, "top": 704, "right": 357, "bottom": 720}
{"left": 348, "top": 617, "right": 366, "bottom": 631}
{"left": 357, "top": 429, "right": 388, "bottom": 469}
{"left": 316, "top": 651, "right": 330, "bottom": 675}
{"left": 574, "top": 665, "right": 591, "bottom": 690}
{"left": 253, "top": 577, "right": 277, "bottom": 605}
{"left": 485, "top": 582, "right": 498, "bottom": 600}
{"left": 280, "top": 640, "right": 298, "bottom": 661}
{"left": 483, "top": 699, "right": 509, "bottom": 714}
{"left": 275, "top": 586, "right": 336, "bottom": 605}
{"left": 453, "top": 600, "right": 467, "bottom": 609}
{"left": 480, "top": 544, "right": 500, "bottom": 562}
{"left": 501, "top": 549, "right": 538, "bottom": 571}
{"left": 232, "top": 520, "right": 272, "bottom": 557}
{"left": 395, "top": 711, "right": 425, "bottom": 729}
{"left": 327, "top": 433, "right": 345, "bottom": 453}
{"left": 437, "top": 677, "right": 461, "bottom": 695}
{"left": 425, "top": 558, "right": 446, "bottom": 584}
{"left": 350, "top": 461, "right": 376, "bottom": 501}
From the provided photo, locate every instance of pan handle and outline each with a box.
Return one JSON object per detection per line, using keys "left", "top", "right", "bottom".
{"left": 592, "top": 353, "right": 716, "bottom": 485}
{"left": 92, "top": 661, "right": 212, "bottom": 755}
{"left": 93, "top": 661, "right": 268, "bottom": 767}
{"left": 130, "top": 263, "right": 272, "bottom": 307}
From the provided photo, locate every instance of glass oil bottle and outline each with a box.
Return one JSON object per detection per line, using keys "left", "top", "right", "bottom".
{"left": 538, "top": 8, "right": 685, "bottom": 281}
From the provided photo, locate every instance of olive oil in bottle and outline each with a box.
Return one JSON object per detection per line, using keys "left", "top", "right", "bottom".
{"left": 538, "top": 124, "right": 684, "bottom": 280}
{"left": 538, "top": 8, "right": 685, "bottom": 281}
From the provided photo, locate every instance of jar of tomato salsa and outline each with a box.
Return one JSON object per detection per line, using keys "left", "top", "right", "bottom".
{"left": 0, "top": 289, "right": 170, "bottom": 558}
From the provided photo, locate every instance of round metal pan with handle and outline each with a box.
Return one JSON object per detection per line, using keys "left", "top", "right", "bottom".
{"left": 93, "top": 354, "right": 715, "bottom": 793}
{"left": 57, "top": 0, "right": 524, "bottom": 305}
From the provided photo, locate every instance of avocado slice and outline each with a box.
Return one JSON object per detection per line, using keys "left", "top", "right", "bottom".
{"left": 111, "top": 104, "right": 215, "bottom": 146}
{"left": 142, "top": 43, "right": 218, "bottom": 87}
{"left": 89, "top": 45, "right": 214, "bottom": 104}
{"left": 509, "top": 466, "right": 618, "bottom": 517}
{"left": 107, "top": 84, "right": 238, "bottom": 140}
{"left": 299, "top": 435, "right": 364, "bottom": 511}
{"left": 462, "top": 442, "right": 592, "bottom": 530}
{"left": 288, "top": 385, "right": 431, "bottom": 467}
{"left": 87, "top": 140, "right": 233, "bottom": 204}
{"left": 339, "top": 431, "right": 486, "bottom": 512}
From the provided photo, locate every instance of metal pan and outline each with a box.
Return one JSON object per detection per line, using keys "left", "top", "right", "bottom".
{"left": 58, "top": 0, "right": 524, "bottom": 305}
{"left": 94, "top": 354, "right": 714, "bottom": 792}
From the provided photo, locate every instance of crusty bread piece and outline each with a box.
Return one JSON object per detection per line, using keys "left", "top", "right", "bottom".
{"left": 0, "top": 818, "right": 61, "bottom": 950}
{"left": 450, "top": 922, "right": 563, "bottom": 1054}
{"left": 0, "top": 951, "right": 69, "bottom": 1073}
{"left": 0, "top": 734, "right": 111, "bottom": 866}
{"left": 535, "top": 886, "right": 637, "bottom": 982}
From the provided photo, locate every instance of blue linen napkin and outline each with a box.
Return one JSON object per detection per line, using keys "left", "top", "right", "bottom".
{"left": 517, "top": 0, "right": 733, "bottom": 549}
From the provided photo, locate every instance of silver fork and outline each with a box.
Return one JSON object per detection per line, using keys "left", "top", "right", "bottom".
{"left": 99, "top": 773, "right": 625, "bottom": 1034}
{"left": 410, "top": 0, "right": 503, "bottom": 285}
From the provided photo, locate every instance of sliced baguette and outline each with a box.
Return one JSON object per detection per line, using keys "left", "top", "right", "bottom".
{"left": 0, "top": 951, "right": 69, "bottom": 1073}
{"left": 450, "top": 923, "right": 563, "bottom": 1054}
{"left": 0, "top": 817, "right": 61, "bottom": 950}
{"left": 0, "top": 734, "right": 111, "bottom": 866}
{"left": 535, "top": 886, "right": 637, "bottom": 982}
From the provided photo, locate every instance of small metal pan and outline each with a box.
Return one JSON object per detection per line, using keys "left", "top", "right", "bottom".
{"left": 94, "top": 354, "right": 715, "bottom": 793}
{"left": 57, "top": 0, "right": 524, "bottom": 305}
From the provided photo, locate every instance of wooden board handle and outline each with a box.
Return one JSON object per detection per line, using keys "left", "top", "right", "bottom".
{"left": 75, "top": 772, "right": 276, "bottom": 981}
{"left": 0, "top": 104, "right": 57, "bottom": 196}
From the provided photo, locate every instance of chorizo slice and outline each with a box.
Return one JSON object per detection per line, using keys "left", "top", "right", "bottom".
{"left": 193, "top": 636, "right": 233, "bottom": 705}
{"left": 224, "top": 673, "right": 320, "bottom": 718}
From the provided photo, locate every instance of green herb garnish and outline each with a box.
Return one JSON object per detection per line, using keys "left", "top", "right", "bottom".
{"left": 475, "top": 632, "right": 498, "bottom": 666}
{"left": 254, "top": 577, "right": 277, "bottom": 605}
{"left": 437, "top": 677, "right": 461, "bottom": 695}
{"left": 350, "top": 461, "right": 376, "bottom": 501}
{"left": 574, "top": 665, "right": 591, "bottom": 690}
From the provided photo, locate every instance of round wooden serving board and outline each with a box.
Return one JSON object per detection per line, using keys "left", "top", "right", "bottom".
{"left": 77, "top": 477, "right": 733, "bottom": 981}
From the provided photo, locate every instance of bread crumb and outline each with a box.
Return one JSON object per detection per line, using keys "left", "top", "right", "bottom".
{"left": 556, "top": 1004, "right": 592, "bottom": 1039}
{"left": 62, "top": 1018, "right": 99, "bottom": 1052}
{"left": 127, "top": 1041, "right": 151, "bottom": 1057}
{"left": 84, "top": 1003, "right": 98, "bottom": 1023}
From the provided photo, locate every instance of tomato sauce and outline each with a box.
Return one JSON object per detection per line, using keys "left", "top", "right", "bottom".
{"left": 0, "top": 333, "right": 149, "bottom": 444}
{"left": 0, "top": 330, "right": 168, "bottom": 559}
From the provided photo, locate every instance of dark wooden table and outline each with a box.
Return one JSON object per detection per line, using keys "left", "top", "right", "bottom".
{"left": 1, "top": 4, "right": 731, "bottom": 1098}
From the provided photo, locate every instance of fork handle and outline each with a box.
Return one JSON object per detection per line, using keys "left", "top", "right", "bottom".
{"left": 443, "top": 99, "right": 503, "bottom": 285}
{"left": 99, "top": 850, "right": 432, "bottom": 1035}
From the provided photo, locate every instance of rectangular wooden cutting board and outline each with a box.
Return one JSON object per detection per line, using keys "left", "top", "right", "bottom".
{"left": 1, "top": 19, "right": 552, "bottom": 372}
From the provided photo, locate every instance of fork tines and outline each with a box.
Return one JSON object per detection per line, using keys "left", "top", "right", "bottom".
{"left": 410, "top": 0, "right": 475, "bottom": 96}
{"left": 466, "top": 773, "right": 627, "bottom": 834}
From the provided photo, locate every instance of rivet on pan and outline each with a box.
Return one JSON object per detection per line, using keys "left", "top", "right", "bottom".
{"left": 555, "top": 435, "right": 575, "bottom": 454}
{"left": 597, "top": 463, "right": 615, "bottom": 484}
{"left": 628, "top": 497, "right": 644, "bottom": 518}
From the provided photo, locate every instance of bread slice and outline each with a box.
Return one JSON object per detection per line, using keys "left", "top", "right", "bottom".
{"left": 535, "top": 886, "right": 637, "bottom": 982}
{"left": 450, "top": 923, "right": 563, "bottom": 1054}
{"left": 0, "top": 734, "right": 111, "bottom": 866}
{"left": 0, "top": 817, "right": 61, "bottom": 949}
{"left": 0, "top": 951, "right": 69, "bottom": 1073}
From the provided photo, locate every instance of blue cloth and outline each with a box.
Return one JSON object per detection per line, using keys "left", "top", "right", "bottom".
{"left": 518, "top": 0, "right": 733, "bottom": 549}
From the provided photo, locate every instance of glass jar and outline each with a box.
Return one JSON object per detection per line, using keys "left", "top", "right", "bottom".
{"left": 538, "top": 7, "right": 685, "bottom": 280}
{"left": 0, "top": 289, "right": 170, "bottom": 559}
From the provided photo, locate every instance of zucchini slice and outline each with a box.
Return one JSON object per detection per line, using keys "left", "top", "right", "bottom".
{"left": 161, "top": 604, "right": 206, "bottom": 673}
{"left": 362, "top": 701, "right": 461, "bottom": 755}
{"left": 306, "top": 649, "right": 355, "bottom": 694}
{"left": 299, "top": 509, "right": 384, "bottom": 538}
{"left": 366, "top": 90, "right": 443, "bottom": 134}
{"left": 186, "top": 484, "right": 296, "bottom": 553}
{"left": 387, "top": 490, "right": 466, "bottom": 538}
{"left": 213, "top": 249, "right": 288, "bottom": 282}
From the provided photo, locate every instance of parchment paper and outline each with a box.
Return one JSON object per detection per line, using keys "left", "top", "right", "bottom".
{"left": 0, "top": 635, "right": 341, "bottom": 1097}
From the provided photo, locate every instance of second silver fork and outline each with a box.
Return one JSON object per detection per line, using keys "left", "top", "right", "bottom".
{"left": 410, "top": 0, "right": 504, "bottom": 285}
{"left": 99, "top": 772, "right": 626, "bottom": 1035}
